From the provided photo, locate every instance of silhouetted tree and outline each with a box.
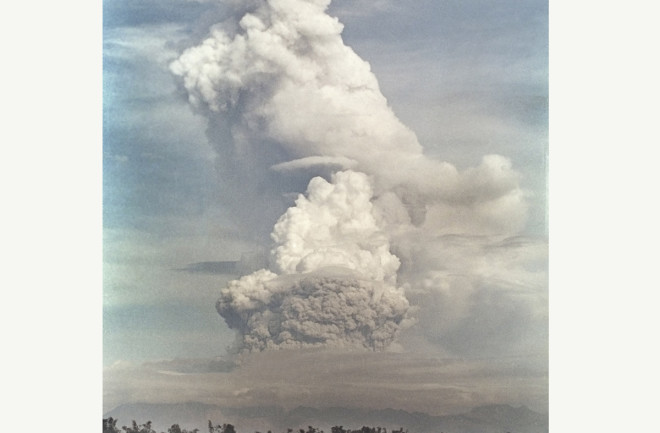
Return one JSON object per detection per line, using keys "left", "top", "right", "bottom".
{"left": 207, "top": 421, "right": 235, "bottom": 433}
{"left": 121, "top": 420, "right": 156, "bottom": 433}
{"left": 104, "top": 417, "right": 120, "bottom": 433}
{"left": 106, "top": 418, "right": 411, "bottom": 433}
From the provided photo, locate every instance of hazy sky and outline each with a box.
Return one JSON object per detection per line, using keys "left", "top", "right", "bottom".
{"left": 103, "top": 0, "right": 548, "bottom": 417}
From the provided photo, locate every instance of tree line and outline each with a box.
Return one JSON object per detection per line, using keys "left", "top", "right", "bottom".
{"left": 103, "top": 418, "right": 409, "bottom": 433}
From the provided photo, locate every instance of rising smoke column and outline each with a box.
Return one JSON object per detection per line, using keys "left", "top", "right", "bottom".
{"left": 169, "top": 0, "right": 456, "bottom": 198}
{"left": 171, "top": 0, "right": 529, "bottom": 352}
{"left": 216, "top": 170, "right": 411, "bottom": 351}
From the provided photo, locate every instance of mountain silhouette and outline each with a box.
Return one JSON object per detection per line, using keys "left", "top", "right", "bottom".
{"left": 104, "top": 402, "right": 548, "bottom": 433}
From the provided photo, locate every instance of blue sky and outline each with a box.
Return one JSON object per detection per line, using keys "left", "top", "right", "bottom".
{"left": 102, "top": 0, "right": 548, "bottom": 416}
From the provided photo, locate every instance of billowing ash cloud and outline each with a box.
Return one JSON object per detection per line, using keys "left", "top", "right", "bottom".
{"left": 216, "top": 170, "right": 410, "bottom": 352}
{"left": 271, "top": 171, "right": 400, "bottom": 284}
{"left": 170, "top": 0, "right": 533, "bottom": 352}
{"left": 217, "top": 269, "right": 410, "bottom": 352}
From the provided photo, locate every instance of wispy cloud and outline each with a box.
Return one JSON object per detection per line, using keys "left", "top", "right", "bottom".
{"left": 104, "top": 349, "right": 547, "bottom": 415}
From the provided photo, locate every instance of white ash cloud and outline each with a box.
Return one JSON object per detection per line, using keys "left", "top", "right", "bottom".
{"left": 217, "top": 171, "right": 410, "bottom": 352}
{"left": 271, "top": 171, "right": 400, "bottom": 284}
{"left": 214, "top": 170, "right": 412, "bottom": 353}
{"left": 170, "top": 0, "right": 535, "bottom": 353}
{"left": 170, "top": 0, "right": 527, "bottom": 226}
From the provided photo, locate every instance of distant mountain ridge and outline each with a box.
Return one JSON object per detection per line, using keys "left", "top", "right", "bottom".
{"left": 105, "top": 402, "right": 548, "bottom": 433}
{"left": 105, "top": 402, "right": 224, "bottom": 432}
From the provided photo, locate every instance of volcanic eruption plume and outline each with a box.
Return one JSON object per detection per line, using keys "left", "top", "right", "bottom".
{"left": 170, "top": 0, "right": 528, "bottom": 352}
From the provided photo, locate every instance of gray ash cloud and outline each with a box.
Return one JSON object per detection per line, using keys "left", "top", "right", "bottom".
{"left": 217, "top": 270, "right": 410, "bottom": 352}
